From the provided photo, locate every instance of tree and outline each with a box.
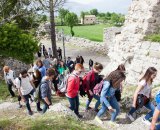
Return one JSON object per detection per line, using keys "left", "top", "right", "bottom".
{"left": 65, "top": 12, "right": 78, "bottom": 36}
{"left": 38, "top": 0, "right": 66, "bottom": 58}
{"left": 80, "top": 11, "right": 85, "bottom": 24}
{"left": 90, "top": 9, "right": 98, "bottom": 16}
{"left": 58, "top": 8, "right": 69, "bottom": 25}
{"left": 0, "top": 23, "right": 38, "bottom": 63}
{"left": 111, "top": 13, "right": 120, "bottom": 26}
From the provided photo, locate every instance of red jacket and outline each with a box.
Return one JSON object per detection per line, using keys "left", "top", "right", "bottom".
{"left": 67, "top": 74, "right": 80, "bottom": 98}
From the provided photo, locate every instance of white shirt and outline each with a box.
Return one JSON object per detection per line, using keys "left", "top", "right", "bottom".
{"left": 4, "top": 70, "right": 15, "bottom": 84}
{"left": 15, "top": 75, "right": 33, "bottom": 95}
{"left": 138, "top": 79, "right": 152, "bottom": 98}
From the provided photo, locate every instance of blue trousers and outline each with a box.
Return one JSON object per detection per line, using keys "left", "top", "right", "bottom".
{"left": 86, "top": 94, "right": 100, "bottom": 110}
{"left": 129, "top": 101, "right": 155, "bottom": 121}
{"left": 68, "top": 96, "right": 79, "bottom": 115}
{"left": 97, "top": 96, "right": 120, "bottom": 121}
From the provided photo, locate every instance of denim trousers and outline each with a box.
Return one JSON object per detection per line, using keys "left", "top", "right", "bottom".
{"left": 23, "top": 89, "right": 35, "bottom": 112}
{"left": 42, "top": 99, "right": 51, "bottom": 114}
{"left": 86, "top": 94, "right": 100, "bottom": 110}
{"left": 97, "top": 96, "right": 120, "bottom": 121}
{"left": 129, "top": 101, "right": 155, "bottom": 121}
{"left": 68, "top": 95, "right": 79, "bottom": 115}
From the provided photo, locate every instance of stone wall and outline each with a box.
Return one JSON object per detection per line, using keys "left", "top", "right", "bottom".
{"left": 62, "top": 35, "right": 107, "bottom": 55}
{"left": 0, "top": 57, "right": 30, "bottom": 79}
{"left": 102, "top": 0, "right": 160, "bottom": 85}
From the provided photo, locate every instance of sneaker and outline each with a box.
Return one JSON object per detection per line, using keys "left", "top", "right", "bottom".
{"left": 126, "top": 113, "right": 135, "bottom": 122}
{"left": 142, "top": 118, "right": 151, "bottom": 126}
{"left": 95, "top": 116, "right": 103, "bottom": 124}
{"left": 18, "top": 104, "right": 22, "bottom": 108}
{"left": 108, "top": 121, "right": 119, "bottom": 127}
{"left": 37, "top": 108, "right": 43, "bottom": 112}
{"left": 28, "top": 111, "right": 33, "bottom": 116}
{"left": 77, "top": 114, "right": 83, "bottom": 118}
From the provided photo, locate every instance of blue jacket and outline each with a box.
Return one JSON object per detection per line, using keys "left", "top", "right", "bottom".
{"left": 100, "top": 80, "right": 116, "bottom": 107}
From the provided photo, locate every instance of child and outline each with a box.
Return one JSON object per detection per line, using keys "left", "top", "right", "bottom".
{"left": 66, "top": 63, "right": 84, "bottom": 118}
{"left": 127, "top": 67, "right": 157, "bottom": 125}
{"left": 95, "top": 70, "right": 126, "bottom": 124}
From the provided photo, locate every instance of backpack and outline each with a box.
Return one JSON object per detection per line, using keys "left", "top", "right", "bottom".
{"left": 34, "top": 81, "right": 48, "bottom": 102}
{"left": 155, "top": 91, "right": 160, "bottom": 104}
{"left": 81, "top": 71, "right": 95, "bottom": 92}
{"left": 58, "top": 74, "right": 76, "bottom": 93}
{"left": 93, "top": 80, "right": 104, "bottom": 96}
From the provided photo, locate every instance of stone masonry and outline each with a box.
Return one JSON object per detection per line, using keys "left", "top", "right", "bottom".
{"left": 102, "top": 0, "right": 160, "bottom": 85}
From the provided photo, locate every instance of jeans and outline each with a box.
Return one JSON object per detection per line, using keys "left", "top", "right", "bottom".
{"left": 7, "top": 82, "right": 15, "bottom": 97}
{"left": 156, "top": 124, "right": 160, "bottom": 130}
{"left": 86, "top": 94, "right": 100, "bottom": 110}
{"left": 42, "top": 99, "right": 51, "bottom": 114}
{"left": 97, "top": 96, "right": 120, "bottom": 121}
{"left": 68, "top": 96, "right": 79, "bottom": 115}
{"left": 23, "top": 89, "right": 35, "bottom": 112}
{"left": 129, "top": 101, "right": 155, "bottom": 121}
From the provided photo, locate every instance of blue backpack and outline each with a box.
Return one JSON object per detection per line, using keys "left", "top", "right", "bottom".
{"left": 155, "top": 91, "right": 160, "bottom": 104}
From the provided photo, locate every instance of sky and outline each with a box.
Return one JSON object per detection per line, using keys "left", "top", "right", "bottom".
{"left": 63, "top": 0, "right": 132, "bottom": 16}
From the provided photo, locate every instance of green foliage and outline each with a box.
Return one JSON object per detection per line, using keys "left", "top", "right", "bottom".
{"left": 58, "top": 8, "right": 69, "bottom": 25}
{"left": 144, "top": 34, "right": 160, "bottom": 42}
{"left": 0, "top": 81, "right": 10, "bottom": 101}
{"left": 90, "top": 9, "right": 99, "bottom": 16}
{"left": 57, "top": 24, "right": 111, "bottom": 42}
{"left": 65, "top": 12, "right": 78, "bottom": 36}
{"left": 0, "top": 23, "right": 38, "bottom": 63}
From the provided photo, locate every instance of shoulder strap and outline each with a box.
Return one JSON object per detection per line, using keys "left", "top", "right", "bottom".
{"left": 18, "top": 77, "right": 22, "bottom": 87}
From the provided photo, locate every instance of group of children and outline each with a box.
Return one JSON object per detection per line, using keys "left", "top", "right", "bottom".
{"left": 3, "top": 53, "right": 160, "bottom": 130}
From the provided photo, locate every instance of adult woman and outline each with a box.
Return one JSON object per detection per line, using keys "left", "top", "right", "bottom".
{"left": 127, "top": 67, "right": 157, "bottom": 125}
{"left": 95, "top": 70, "right": 126, "bottom": 124}
{"left": 66, "top": 63, "right": 84, "bottom": 118}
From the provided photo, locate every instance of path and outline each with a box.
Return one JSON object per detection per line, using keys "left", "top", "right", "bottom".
{"left": 40, "top": 39, "right": 110, "bottom": 70}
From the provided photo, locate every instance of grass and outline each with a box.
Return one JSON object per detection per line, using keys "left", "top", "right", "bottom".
{"left": 144, "top": 34, "right": 160, "bottom": 42}
{"left": 56, "top": 24, "right": 112, "bottom": 42}
{"left": 0, "top": 114, "right": 102, "bottom": 130}
{"left": 0, "top": 80, "right": 17, "bottom": 102}
{"left": 0, "top": 81, "right": 10, "bottom": 101}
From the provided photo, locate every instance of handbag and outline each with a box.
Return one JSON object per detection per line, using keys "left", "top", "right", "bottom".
{"left": 115, "top": 89, "right": 121, "bottom": 102}
{"left": 136, "top": 94, "right": 150, "bottom": 108}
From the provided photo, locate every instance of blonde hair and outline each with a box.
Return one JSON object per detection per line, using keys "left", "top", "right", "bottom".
{"left": 3, "top": 66, "right": 10, "bottom": 72}
{"left": 75, "top": 63, "right": 84, "bottom": 71}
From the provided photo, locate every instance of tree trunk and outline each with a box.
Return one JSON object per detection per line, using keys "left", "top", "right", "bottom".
{"left": 50, "top": 0, "right": 58, "bottom": 58}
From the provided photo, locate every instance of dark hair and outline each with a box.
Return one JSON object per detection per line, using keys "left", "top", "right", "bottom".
{"left": 35, "top": 69, "right": 41, "bottom": 79}
{"left": 140, "top": 67, "right": 157, "bottom": 83}
{"left": 116, "top": 64, "right": 126, "bottom": 71}
{"left": 105, "top": 70, "right": 126, "bottom": 88}
{"left": 46, "top": 68, "right": 55, "bottom": 77}
{"left": 36, "top": 59, "right": 43, "bottom": 68}
{"left": 93, "top": 62, "right": 103, "bottom": 70}
{"left": 20, "top": 69, "right": 28, "bottom": 75}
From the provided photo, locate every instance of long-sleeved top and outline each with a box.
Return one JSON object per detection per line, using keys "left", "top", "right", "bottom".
{"left": 67, "top": 73, "right": 80, "bottom": 98}
{"left": 4, "top": 70, "right": 15, "bottom": 84}
{"left": 39, "top": 66, "right": 46, "bottom": 77}
{"left": 100, "top": 80, "right": 116, "bottom": 108}
{"left": 40, "top": 78, "right": 52, "bottom": 100}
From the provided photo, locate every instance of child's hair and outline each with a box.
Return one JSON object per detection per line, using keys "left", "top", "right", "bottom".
{"left": 75, "top": 63, "right": 84, "bottom": 71}
{"left": 93, "top": 62, "right": 103, "bottom": 70}
{"left": 140, "top": 67, "right": 157, "bottom": 83}
{"left": 46, "top": 68, "right": 55, "bottom": 77}
{"left": 36, "top": 59, "right": 43, "bottom": 67}
{"left": 105, "top": 70, "right": 126, "bottom": 88}
{"left": 3, "top": 66, "right": 10, "bottom": 72}
{"left": 20, "top": 69, "right": 28, "bottom": 75}
{"left": 115, "top": 64, "right": 126, "bottom": 71}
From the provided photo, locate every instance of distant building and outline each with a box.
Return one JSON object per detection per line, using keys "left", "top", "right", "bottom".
{"left": 81, "top": 15, "right": 96, "bottom": 25}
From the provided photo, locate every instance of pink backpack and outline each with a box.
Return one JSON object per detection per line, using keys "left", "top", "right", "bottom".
{"left": 93, "top": 80, "right": 104, "bottom": 96}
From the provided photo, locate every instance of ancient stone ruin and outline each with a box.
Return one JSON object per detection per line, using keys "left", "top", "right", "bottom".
{"left": 103, "top": 0, "right": 160, "bottom": 85}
